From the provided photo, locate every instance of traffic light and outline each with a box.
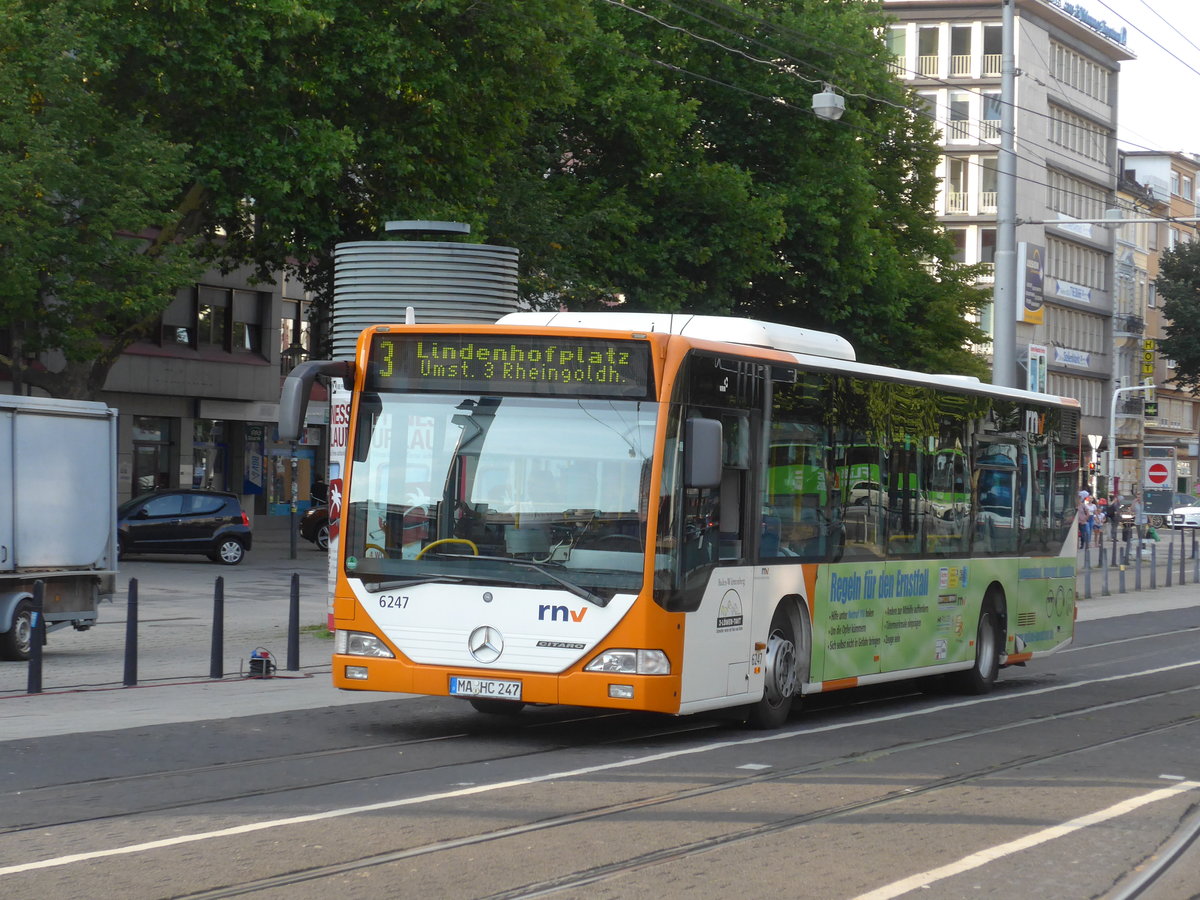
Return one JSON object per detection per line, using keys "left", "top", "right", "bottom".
{"left": 1088, "top": 461, "right": 1096, "bottom": 475}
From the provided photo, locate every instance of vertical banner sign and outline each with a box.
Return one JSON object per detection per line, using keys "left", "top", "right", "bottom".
{"left": 1027, "top": 343, "right": 1048, "bottom": 393}
{"left": 326, "top": 383, "right": 352, "bottom": 629}
{"left": 1018, "top": 243, "right": 1045, "bottom": 324}
{"left": 1142, "top": 339, "right": 1158, "bottom": 419}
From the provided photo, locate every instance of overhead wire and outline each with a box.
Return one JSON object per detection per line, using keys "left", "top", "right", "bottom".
{"left": 602, "top": 0, "right": 1152, "bottom": 224}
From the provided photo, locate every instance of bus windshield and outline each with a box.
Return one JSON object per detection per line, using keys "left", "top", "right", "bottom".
{"left": 342, "top": 392, "right": 659, "bottom": 598}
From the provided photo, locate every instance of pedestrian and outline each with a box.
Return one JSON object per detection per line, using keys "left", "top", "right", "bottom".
{"left": 1077, "top": 490, "right": 1096, "bottom": 548}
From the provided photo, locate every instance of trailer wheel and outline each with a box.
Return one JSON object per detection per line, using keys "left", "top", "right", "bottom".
{"left": 0, "top": 599, "right": 34, "bottom": 662}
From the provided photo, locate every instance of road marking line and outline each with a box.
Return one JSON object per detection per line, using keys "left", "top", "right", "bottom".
{"left": 3, "top": 658, "right": 1199, "bottom": 877}
{"left": 851, "top": 781, "right": 1200, "bottom": 900}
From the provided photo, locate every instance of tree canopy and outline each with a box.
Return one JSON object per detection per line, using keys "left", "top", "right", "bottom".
{"left": 1155, "top": 238, "right": 1200, "bottom": 395}
{"left": 1, "top": 0, "right": 989, "bottom": 399}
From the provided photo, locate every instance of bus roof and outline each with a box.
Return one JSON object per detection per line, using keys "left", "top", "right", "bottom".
{"left": 492, "top": 311, "right": 1078, "bottom": 410}
{"left": 497, "top": 311, "right": 857, "bottom": 361}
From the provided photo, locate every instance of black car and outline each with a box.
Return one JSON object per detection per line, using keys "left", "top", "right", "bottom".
{"left": 299, "top": 504, "right": 329, "bottom": 551}
{"left": 117, "top": 489, "right": 253, "bottom": 565}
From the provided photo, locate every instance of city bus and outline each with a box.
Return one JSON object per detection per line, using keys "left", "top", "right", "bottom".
{"left": 280, "top": 312, "right": 1080, "bottom": 728}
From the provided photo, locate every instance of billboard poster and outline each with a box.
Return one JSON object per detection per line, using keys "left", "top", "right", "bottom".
{"left": 1027, "top": 343, "right": 1048, "bottom": 393}
{"left": 1018, "top": 243, "right": 1045, "bottom": 323}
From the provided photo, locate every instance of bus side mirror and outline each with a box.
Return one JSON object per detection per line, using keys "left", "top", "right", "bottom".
{"left": 685, "top": 417, "right": 722, "bottom": 488}
{"left": 279, "top": 359, "right": 354, "bottom": 441}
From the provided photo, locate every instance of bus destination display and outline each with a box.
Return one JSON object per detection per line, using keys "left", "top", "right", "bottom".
{"left": 368, "top": 333, "right": 654, "bottom": 399}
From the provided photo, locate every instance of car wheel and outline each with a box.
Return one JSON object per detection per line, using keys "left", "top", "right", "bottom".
{"left": 316, "top": 523, "right": 330, "bottom": 551}
{"left": 1, "top": 599, "right": 35, "bottom": 661}
{"left": 117, "top": 536, "right": 126, "bottom": 561}
{"left": 1149, "top": 514, "right": 1164, "bottom": 528}
{"left": 214, "top": 538, "right": 245, "bottom": 565}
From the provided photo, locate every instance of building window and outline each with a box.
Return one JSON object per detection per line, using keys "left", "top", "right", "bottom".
{"left": 946, "top": 228, "right": 967, "bottom": 263}
{"left": 980, "top": 228, "right": 997, "bottom": 264}
{"left": 980, "top": 92, "right": 1001, "bottom": 141}
{"left": 1050, "top": 41, "right": 1110, "bottom": 103}
{"left": 950, "top": 25, "right": 972, "bottom": 76}
{"left": 980, "top": 157, "right": 998, "bottom": 211}
{"left": 1182, "top": 175, "right": 1194, "bottom": 201}
{"left": 281, "top": 298, "right": 311, "bottom": 374}
{"left": 918, "top": 26, "right": 939, "bottom": 76}
{"left": 886, "top": 27, "right": 906, "bottom": 75}
{"left": 1048, "top": 105, "right": 1110, "bottom": 164}
{"left": 231, "top": 290, "right": 263, "bottom": 353}
{"left": 197, "top": 286, "right": 229, "bottom": 349}
{"left": 1170, "top": 170, "right": 1180, "bottom": 195}
{"left": 947, "top": 92, "right": 970, "bottom": 141}
{"left": 982, "top": 25, "right": 1002, "bottom": 76}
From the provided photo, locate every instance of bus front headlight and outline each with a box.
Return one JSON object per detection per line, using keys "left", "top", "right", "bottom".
{"left": 335, "top": 630, "right": 395, "bottom": 658}
{"left": 584, "top": 649, "right": 670, "bottom": 675}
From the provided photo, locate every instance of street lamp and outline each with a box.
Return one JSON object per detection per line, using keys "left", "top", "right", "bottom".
{"left": 811, "top": 84, "right": 845, "bottom": 121}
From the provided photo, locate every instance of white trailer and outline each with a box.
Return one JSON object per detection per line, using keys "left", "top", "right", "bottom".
{"left": 0, "top": 395, "right": 118, "bottom": 660}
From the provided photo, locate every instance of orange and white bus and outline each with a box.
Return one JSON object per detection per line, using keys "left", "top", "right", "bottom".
{"left": 280, "top": 312, "right": 1080, "bottom": 727}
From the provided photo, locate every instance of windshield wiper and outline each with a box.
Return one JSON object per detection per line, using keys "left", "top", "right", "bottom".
{"left": 420, "top": 552, "right": 610, "bottom": 607}
{"left": 362, "top": 575, "right": 465, "bottom": 592}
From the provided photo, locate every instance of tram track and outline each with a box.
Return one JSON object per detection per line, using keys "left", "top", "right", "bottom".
{"left": 3, "top": 654, "right": 1198, "bottom": 840}
{"left": 167, "top": 700, "right": 1200, "bottom": 899}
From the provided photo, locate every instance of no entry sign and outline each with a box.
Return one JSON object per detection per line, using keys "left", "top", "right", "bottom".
{"left": 1145, "top": 461, "right": 1170, "bottom": 486}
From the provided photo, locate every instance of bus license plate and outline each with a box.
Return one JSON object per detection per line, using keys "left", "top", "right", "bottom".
{"left": 449, "top": 676, "right": 522, "bottom": 700}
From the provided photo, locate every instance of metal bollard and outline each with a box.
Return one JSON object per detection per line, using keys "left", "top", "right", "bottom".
{"left": 210, "top": 577, "right": 224, "bottom": 679}
{"left": 1100, "top": 547, "right": 1110, "bottom": 597}
{"left": 27, "top": 580, "right": 45, "bottom": 694}
{"left": 1119, "top": 561, "right": 1126, "bottom": 594}
{"left": 1135, "top": 541, "right": 1143, "bottom": 591}
{"left": 1166, "top": 541, "right": 1173, "bottom": 588}
{"left": 1150, "top": 542, "right": 1157, "bottom": 590}
{"left": 1083, "top": 562, "right": 1092, "bottom": 599}
{"left": 287, "top": 573, "right": 300, "bottom": 672}
{"left": 123, "top": 578, "right": 138, "bottom": 687}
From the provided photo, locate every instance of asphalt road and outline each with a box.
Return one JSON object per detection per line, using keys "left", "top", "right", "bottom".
{"left": 2, "top": 594, "right": 1198, "bottom": 899}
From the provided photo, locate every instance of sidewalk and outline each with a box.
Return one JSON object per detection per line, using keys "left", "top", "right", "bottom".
{"left": 2, "top": 523, "right": 1197, "bottom": 742}
{"left": 1, "top": 515, "right": 399, "bottom": 741}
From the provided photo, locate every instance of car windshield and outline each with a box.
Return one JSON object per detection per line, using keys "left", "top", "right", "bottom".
{"left": 342, "top": 392, "right": 660, "bottom": 598}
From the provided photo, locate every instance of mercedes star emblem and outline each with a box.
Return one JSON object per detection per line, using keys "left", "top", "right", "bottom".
{"left": 468, "top": 625, "right": 504, "bottom": 664}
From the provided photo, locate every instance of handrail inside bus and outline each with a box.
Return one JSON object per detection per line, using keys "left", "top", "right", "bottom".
{"left": 279, "top": 359, "right": 354, "bottom": 442}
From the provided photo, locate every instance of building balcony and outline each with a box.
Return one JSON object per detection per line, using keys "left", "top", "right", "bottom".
{"left": 946, "top": 192, "right": 969, "bottom": 214}
{"left": 945, "top": 119, "right": 970, "bottom": 141}
{"left": 918, "top": 55, "right": 938, "bottom": 76}
{"left": 979, "top": 191, "right": 997, "bottom": 213}
{"left": 950, "top": 54, "right": 972, "bottom": 76}
{"left": 982, "top": 54, "right": 1002, "bottom": 77}
{"left": 979, "top": 120, "right": 1000, "bottom": 141}
{"left": 1113, "top": 314, "right": 1144, "bottom": 336}
{"left": 887, "top": 57, "right": 905, "bottom": 76}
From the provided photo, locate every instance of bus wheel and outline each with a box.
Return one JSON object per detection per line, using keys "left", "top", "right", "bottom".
{"left": 954, "top": 595, "right": 1001, "bottom": 694}
{"left": 469, "top": 698, "right": 526, "bottom": 716}
{"left": 745, "top": 608, "right": 801, "bottom": 729}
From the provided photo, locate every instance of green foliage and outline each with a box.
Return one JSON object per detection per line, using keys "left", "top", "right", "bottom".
{"left": 2, "top": 0, "right": 988, "bottom": 398}
{"left": 0, "top": 2, "right": 205, "bottom": 394}
{"left": 1155, "top": 239, "right": 1200, "bottom": 394}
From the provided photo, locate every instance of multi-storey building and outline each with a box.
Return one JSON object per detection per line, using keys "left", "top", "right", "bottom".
{"left": 1, "top": 268, "right": 328, "bottom": 519}
{"left": 883, "top": 0, "right": 1134, "bottom": 447}
{"left": 1119, "top": 150, "right": 1200, "bottom": 496}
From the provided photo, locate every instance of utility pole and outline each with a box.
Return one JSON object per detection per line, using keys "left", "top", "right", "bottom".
{"left": 992, "top": 0, "right": 1018, "bottom": 388}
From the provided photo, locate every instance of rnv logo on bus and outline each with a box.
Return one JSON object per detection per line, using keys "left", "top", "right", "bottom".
{"left": 538, "top": 604, "right": 588, "bottom": 623}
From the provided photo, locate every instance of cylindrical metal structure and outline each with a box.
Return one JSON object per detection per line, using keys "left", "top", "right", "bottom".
{"left": 331, "top": 222, "right": 519, "bottom": 357}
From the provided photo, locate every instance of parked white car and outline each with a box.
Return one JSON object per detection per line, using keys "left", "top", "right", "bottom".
{"left": 1169, "top": 504, "right": 1200, "bottom": 529}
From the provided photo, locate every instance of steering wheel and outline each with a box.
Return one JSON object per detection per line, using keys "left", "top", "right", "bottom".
{"left": 415, "top": 538, "right": 479, "bottom": 560}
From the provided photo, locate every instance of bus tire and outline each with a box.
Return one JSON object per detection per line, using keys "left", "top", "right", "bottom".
{"left": 469, "top": 698, "right": 526, "bottom": 716}
{"left": 745, "top": 606, "right": 803, "bottom": 729}
{"left": 954, "top": 592, "right": 1002, "bottom": 694}
{"left": 0, "top": 599, "right": 34, "bottom": 662}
